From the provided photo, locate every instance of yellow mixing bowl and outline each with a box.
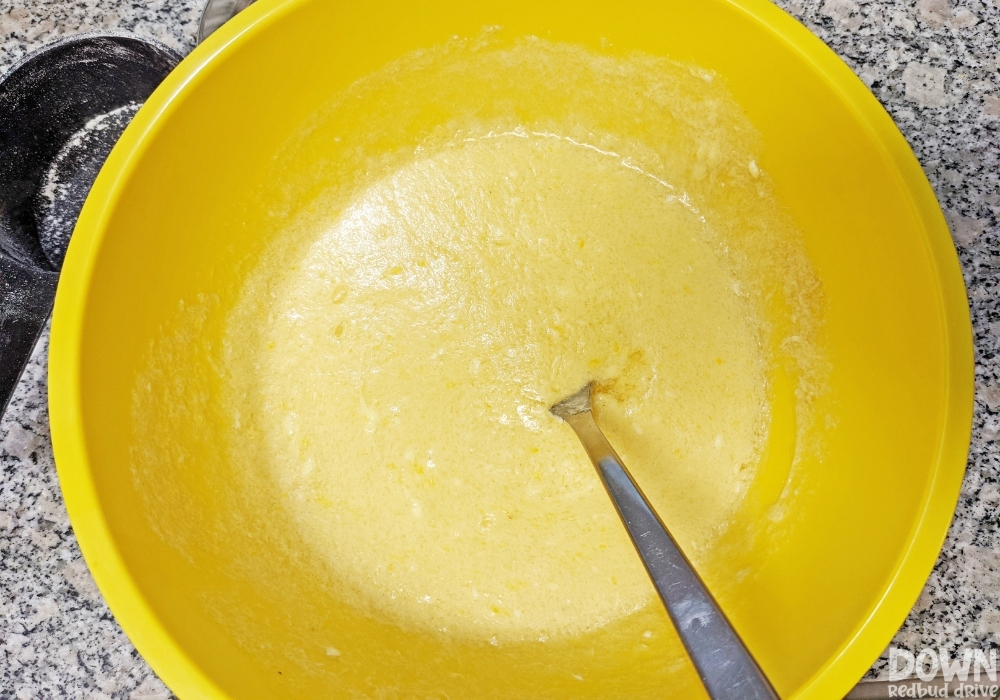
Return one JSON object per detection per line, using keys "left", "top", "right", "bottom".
{"left": 48, "top": 0, "right": 974, "bottom": 697}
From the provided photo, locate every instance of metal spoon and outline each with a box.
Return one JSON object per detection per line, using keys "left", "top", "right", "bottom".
{"left": 198, "top": 0, "right": 257, "bottom": 43}
{"left": 551, "top": 383, "right": 778, "bottom": 700}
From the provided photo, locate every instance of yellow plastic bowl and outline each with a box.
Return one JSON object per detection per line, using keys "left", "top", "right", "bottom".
{"left": 49, "top": 0, "right": 973, "bottom": 697}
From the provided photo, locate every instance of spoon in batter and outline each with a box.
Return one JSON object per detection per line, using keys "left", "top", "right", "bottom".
{"left": 551, "top": 384, "right": 778, "bottom": 700}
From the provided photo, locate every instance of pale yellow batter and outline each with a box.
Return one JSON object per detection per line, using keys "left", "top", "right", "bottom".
{"left": 134, "top": 36, "right": 824, "bottom": 659}
{"left": 225, "top": 131, "right": 767, "bottom": 643}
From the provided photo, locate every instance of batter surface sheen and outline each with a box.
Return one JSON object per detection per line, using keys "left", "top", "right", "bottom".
{"left": 225, "top": 131, "right": 768, "bottom": 643}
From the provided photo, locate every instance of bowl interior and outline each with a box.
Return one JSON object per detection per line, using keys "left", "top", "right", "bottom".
{"left": 50, "top": 0, "right": 972, "bottom": 697}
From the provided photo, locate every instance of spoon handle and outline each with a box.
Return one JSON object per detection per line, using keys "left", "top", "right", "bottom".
{"left": 563, "top": 411, "right": 779, "bottom": 700}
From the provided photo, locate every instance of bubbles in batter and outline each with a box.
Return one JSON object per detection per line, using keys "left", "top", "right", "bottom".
{"left": 225, "top": 131, "right": 767, "bottom": 642}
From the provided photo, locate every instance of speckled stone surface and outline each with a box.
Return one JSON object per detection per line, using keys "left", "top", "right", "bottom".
{"left": 1, "top": 0, "right": 999, "bottom": 696}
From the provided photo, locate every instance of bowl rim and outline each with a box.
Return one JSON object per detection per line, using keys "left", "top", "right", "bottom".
{"left": 48, "top": 0, "right": 974, "bottom": 697}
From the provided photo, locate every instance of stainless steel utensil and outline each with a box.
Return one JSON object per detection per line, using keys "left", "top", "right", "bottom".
{"left": 551, "top": 383, "right": 778, "bottom": 700}
{"left": 199, "top": 0, "right": 257, "bottom": 43}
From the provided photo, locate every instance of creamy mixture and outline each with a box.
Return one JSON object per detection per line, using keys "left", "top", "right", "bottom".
{"left": 136, "top": 36, "right": 823, "bottom": 651}
{"left": 225, "top": 132, "right": 766, "bottom": 642}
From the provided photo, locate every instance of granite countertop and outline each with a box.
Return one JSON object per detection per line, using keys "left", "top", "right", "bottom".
{"left": 1, "top": 0, "right": 998, "bottom": 697}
